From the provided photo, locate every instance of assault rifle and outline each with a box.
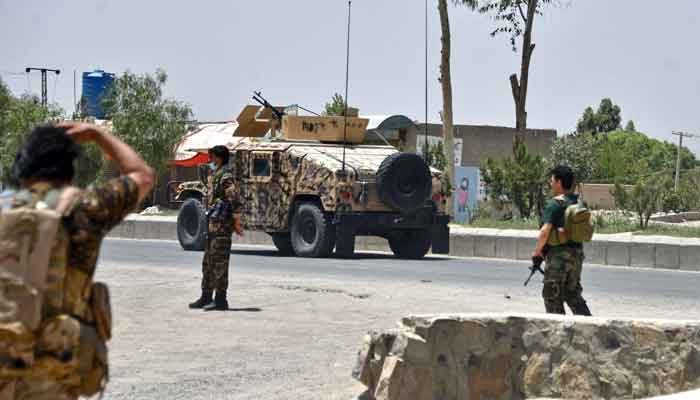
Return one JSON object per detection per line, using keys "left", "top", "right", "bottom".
{"left": 523, "top": 255, "right": 545, "bottom": 286}
{"left": 252, "top": 91, "right": 285, "bottom": 121}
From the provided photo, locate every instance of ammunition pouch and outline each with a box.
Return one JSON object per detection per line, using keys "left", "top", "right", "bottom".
{"left": 34, "top": 315, "right": 108, "bottom": 396}
{"left": 90, "top": 282, "right": 112, "bottom": 342}
{"left": 207, "top": 200, "right": 232, "bottom": 222}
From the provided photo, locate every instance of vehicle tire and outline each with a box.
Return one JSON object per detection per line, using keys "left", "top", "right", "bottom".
{"left": 377, "top": 152, "right": 432, "bottom": 212}
{"left": 177, "top": 198, "right": 207, "bottom": 251}
{"left": 290, "top": 203, "right": 336, "bottom": 258}
{"left": 270, "top": 233, "right": 294, "bottom": 256}
{"left": 388, "top": 229, "right": 431, "bottom": 260}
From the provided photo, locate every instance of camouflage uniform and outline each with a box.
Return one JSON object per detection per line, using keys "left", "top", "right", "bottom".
{"left": 541, "top": 193, "right": 592, "bottom": 316}
{"left": 0, "top": 177, "right": 140, "bottom": 400}
{"left": 201, "top": 167, "right": 238, "bottom": 294}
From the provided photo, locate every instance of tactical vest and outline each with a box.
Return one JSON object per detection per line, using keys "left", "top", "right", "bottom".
{"left": 0, "top": 184, "right": 111, "bottom": 397}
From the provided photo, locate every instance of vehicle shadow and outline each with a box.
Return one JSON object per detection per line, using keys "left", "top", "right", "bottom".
{"left": 230, "top": 248, "right": 443, "bottom": 261}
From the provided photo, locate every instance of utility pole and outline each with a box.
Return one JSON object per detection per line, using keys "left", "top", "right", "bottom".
{"left": 25, "top": 67, "right": 60, "bottom": 106}
{"left": 672, "top": 131, "right": 698, "bottom": 191}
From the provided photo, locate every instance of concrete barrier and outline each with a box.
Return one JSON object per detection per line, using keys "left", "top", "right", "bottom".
{"left": 109, "top": 216, "right": 700, "bottom": 271}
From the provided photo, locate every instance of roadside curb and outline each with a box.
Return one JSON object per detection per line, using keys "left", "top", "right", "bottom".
{"left": 108, "top": 216, "right": 700, "bottom": 271}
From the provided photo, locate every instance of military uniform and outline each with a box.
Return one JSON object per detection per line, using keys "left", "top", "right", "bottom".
{"left": 0, "top": 177, "right": 140, "bottom": 399}
{"left": 201, "top": 167, "right": 239, "bottom": 301}
{"left": 541, "top": 193, "right": 592, "bottom": 316}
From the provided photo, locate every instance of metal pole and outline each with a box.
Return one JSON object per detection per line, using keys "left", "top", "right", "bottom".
{"left": 672, "top": 131, "right": 698, "bottom": 192}
{"left": 342, "top": 0, "right": 352, "bottom": 173}
{"left": 424, "top": 0, "right": 429, "bottom": 153}
{"left": 25, "top": 67, "right": 60, "bottom": 107}
{"left": 675, "top": 132, "right": 683, "bottom": 191}
{"left": 41, "top": 69, "right": 47, "bottom": 106}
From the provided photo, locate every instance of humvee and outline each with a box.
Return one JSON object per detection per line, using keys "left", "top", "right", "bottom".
{"left": 174, "top": 102, "right": 450, "bottom": 259}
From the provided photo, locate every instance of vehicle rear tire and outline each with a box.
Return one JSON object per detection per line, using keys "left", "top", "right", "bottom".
{"left": 177, "top": 198, "right": 207, "bottom": 251}
{"left": 290, "top": 203, "right": 336, "bottom": 258}
{"left": 270, "top": 233, "right": 294, "bottom": 256}
{"left": 388, "top": 229, "right": 431, "bottom": 259}
{"left": 377, "top": 152, "right": 432, "bottom": 212}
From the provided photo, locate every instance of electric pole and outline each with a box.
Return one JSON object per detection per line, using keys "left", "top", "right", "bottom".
{"left": 25, "top": 67, "right": 60, "bottom": 106}
{"left": 672, "top": 131, "right": 698, "bottom": 191}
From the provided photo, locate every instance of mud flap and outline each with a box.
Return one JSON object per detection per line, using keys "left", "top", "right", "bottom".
{"left": 430, "top": 223, "right": 450, "bottom": 254}
{"left": 335, "top": 224, "right": 356, "bottom": 258}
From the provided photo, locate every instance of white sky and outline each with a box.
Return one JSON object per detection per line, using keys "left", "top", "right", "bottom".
{"left": 1, "top": 0, "right": 699, "bottom": 154}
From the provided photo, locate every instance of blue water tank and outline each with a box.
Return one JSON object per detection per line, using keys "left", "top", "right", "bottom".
{"left": 82, "top": 70, "right": 115, "bottom": 119}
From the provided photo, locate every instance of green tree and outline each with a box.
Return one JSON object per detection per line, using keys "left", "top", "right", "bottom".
{"left": 548, "top": 132, "right": 596, "bottom": 184}
{"left": 591, "top": 130, "right": 696, "bottom": 184}
{"left": 624, "top": 120, "right": 636, "bottom": 132}
{"left": 576, "top": 98, "right": 622, "bottom": 135}
{"left": 0, "top": 80, "right": 65, "bottom": 185}
{"left": 481, "top": 141, "right": 547, "bottom": 218}
{"left": 323, "top": 93, "right": 346, "bottom": 116}
{"left": 102, "top": 69, "right": 193, "bottom": 204}
{"left": 455, "top": 0, "right": 554, "bottom": 133}
{"left": 612, "top": 175, "right": 669, "bottom": 229}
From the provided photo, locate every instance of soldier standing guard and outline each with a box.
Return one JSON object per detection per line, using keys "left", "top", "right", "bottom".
{"left": 189, "top": 145, "right": 242, "bottom": 311}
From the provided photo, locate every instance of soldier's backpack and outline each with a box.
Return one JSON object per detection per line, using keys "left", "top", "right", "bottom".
{"left": 0, "top": 185, "right": 110, "bottom": 396}
{"left": 549, "top": 194, "right": 594, "bottom": 245}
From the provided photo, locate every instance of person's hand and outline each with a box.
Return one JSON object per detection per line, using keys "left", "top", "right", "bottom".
{"left": 532, "top": 248, "right": 543, "bottom": 259}
{"left": 56, "top": 121, "right": 103, "bottom": 144}
{"left": 232, "top": 214, "right": 244, "bottom": 237}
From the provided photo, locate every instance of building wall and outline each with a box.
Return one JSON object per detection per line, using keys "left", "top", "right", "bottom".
{"left": 412, "top": 123, "right": 556, "bottom": 167}
{"left": 579, "top": 183, "right": 631, "bottom": 210}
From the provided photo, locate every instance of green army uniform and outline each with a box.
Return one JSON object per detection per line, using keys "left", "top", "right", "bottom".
{"left": 541, "top": 193, "right": 592, "bottom": 316}
{"left": 0, "top": 177, "right": 140, "bottom": 400}
{"left": 201, "top": 167, "right": 239, "bottom": 305}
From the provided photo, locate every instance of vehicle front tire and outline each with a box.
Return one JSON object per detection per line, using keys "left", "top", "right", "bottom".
{"left": 388, "top": 229, "right": 431, "bottom": 259}
{"left": 177, "top": 198, "right": 207, "bottom": 251}
{"left": 290, "top": 203, "right": 336, "bottom": 258}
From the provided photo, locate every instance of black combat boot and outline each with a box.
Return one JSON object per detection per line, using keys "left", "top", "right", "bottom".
{"left": 204, "top": 290, "right": 229, "bottom": 311}
{"left": 188, "top": 290, "right": 213, "bottom": 309}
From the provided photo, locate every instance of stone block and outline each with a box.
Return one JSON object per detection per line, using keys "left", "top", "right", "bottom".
{"left": 495, "top": 237, "right": 517, "bottom": 260}
{"left": 474, "top": 236, "right": 497, "bottom": 258}
{"left": 583, "top": 242, "right": 606, "bottom": 265}
{"left": 680, "top": 245, "right": 700, "bottom": 272}
{"left": 450, "top": 235, "right": 474, "bottom": 258}
{"left": 354, "top": 313, "right": 700, "bottom": 400}
{"left": 655, "top": 244, "right": 680, "bottom": 270}
{"left": 605, "top": 242, "right": 631, "bottom": 266}
{"left": 630, "top": 243, "right": 656, "bottom": 269}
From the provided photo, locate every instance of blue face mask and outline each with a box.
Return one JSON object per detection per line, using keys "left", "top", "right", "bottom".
{"left": 208, "top": 162, "right": 217, "bottom": 171}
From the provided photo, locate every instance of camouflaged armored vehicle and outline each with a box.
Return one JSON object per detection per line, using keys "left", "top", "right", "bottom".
{"left": 174, "top": 103, "right": 450, "bottom": 259}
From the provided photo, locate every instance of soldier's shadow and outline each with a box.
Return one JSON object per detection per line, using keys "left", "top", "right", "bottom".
{"left": 222, "top": 307, "right": 262, "bottom": 312}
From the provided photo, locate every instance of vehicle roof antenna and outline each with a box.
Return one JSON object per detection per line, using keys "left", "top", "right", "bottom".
{"left": 424, "top": 0, "right": 429, "bottom": 156}
{"left": 342, "top": 0, "right": 352, "bottom": 175}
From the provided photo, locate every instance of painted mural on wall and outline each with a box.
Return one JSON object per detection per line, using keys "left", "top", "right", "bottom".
{"left": 454, "top": 166, "right": 480, "bottom": 223}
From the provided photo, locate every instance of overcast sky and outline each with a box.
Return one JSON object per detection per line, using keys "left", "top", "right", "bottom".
{"left": 2, "top": 0, "right": 699, "bottom": 154}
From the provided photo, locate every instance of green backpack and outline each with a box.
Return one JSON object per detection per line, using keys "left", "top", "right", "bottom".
{"left": 549, "top": 195, "right": 594, "bottom": 245}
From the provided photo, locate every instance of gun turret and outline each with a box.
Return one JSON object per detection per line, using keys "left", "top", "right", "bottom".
{"left": 252, "top": 91, "right": 285, "bottom": 121}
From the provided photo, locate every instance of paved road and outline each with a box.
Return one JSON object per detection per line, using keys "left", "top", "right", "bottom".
{"left": 101, "top": 239, "right": 700, "bottom": 307}
{"left": 97, "top": 239, "right": 700, "bottom": 400}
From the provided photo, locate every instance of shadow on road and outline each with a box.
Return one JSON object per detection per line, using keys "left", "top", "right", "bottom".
{"left": 230, "top": 248, "right": 443, "bottom": 261}
{"left": 226, "top": 307, "right": 262, "bottom": 312}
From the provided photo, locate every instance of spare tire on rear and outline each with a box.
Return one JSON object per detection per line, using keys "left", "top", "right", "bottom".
{"left": 377, "top": 152, "right": 432, "bottom": 212}
{"left": 177, "top": 198, "right": 207, "bottom": 251}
